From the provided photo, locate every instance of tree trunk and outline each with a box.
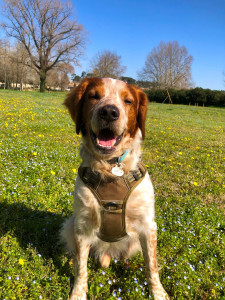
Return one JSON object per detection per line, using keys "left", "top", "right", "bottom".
{"left": 40, "top": 71, "right": 46, "bottom": 93}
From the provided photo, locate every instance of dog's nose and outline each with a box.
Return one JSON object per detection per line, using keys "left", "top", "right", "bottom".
{"left": 99, "top": 105, "right": 120, "bottom": 121}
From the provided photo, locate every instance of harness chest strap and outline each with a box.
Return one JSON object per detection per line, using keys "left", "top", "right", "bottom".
{"left": 78, "top": 162, "right": 147, "bottom": 242}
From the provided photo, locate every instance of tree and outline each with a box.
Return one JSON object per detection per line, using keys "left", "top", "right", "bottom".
{"left": 1, "top": 0, "right": 86, "bottom": 92}
{"left": 57, "top": 63, "right": 74, "bottom": 91}
{"left": 10, "top": 42, "right": 33, "bottom": 90}
{"left": 46, "top": 63, "right": 74, "bottom": 90}
{"left": 90, "top": 50, "right": 126, "bottom": 78}
{"left": 71, "top": 74, "right": 81, "bottom": 83}
{"left": 139, "top": 41, "right": 193, "bottom": 89}
{"left": 0, "top": 39, "right": 11, "bottom": 88}
{"left": 0, "top": 39, "right": 38, "bottom": 89}
{"left": 81, "top": 71, "right": 87, "bottom": 78}
{"left": 120, "top": 76, "right": 136, "bottom": 85}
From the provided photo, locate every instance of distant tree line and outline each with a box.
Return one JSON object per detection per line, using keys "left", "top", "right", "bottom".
{"left": 146, "top": 87, "right": 225, "bottom": 107}
{"left": 71, "top": 73, "right": 154, "bottom": 89}
{"left": 70, "top": 72, "right": 225, "bottom": 107}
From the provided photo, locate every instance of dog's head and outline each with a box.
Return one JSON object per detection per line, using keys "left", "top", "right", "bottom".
{"left": 64, "top": 78, "right": 148, "bottom": 156}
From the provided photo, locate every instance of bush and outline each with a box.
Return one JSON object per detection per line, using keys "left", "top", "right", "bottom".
{"left": 145, "top": 87, "right": 225, "bottom": 106}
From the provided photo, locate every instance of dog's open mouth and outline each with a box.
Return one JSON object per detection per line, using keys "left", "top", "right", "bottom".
{"left": 91, "top": 129, "right": 123, "bottom": 154}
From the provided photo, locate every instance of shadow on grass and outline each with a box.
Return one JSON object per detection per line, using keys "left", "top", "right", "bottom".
{"left": 0, "top": 200, "right": 71, "bottom": 274}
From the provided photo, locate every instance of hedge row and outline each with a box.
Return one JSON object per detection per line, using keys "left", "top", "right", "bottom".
{"left": 145, "top": 87, "right": 225, "bottom": 106}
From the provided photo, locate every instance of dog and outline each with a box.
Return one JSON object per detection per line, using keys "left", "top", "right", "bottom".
{"left": 61, "top": 78, "right": 169, "bottom": 300}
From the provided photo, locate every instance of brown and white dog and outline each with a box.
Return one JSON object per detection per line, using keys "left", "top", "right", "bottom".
{"left": 61, "top": 78, "right": 169, "bottom": 300}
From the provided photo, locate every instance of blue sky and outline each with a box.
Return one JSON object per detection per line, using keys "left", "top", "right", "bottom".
{"left": 72, "top": 0, "right": 225, "bottom": 90}
{"left": 0, "top": 0, "right": 224, "bottom": 90}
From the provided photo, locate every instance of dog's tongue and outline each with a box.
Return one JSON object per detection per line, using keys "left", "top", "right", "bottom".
{"left": 98, "top": 138, "right": 116, "bottom": 147}
{"left": 98, "top": 130, "right": 117, "bottom": 147}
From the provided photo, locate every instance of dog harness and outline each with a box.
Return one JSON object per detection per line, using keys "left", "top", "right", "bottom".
{"left": 78, "top": 161, "right": 147, "bottom": 242}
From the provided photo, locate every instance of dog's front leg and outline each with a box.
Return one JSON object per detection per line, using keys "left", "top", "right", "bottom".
{"left": 70, "top": 235, "right": 90, "bottom": 300}
{"left": 140, "top": 222, "right": 169, "bottom": 300}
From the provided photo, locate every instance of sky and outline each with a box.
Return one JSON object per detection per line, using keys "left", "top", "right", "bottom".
{"left": 71, "top": 0, "right": 225, "bottom": 90}
{"left": 0, "top": 0, "right": 224, "bottom": 90}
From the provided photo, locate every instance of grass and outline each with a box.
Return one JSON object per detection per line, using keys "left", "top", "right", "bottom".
{"left": 0, "top": 89, "right": 224, "bottom": 300}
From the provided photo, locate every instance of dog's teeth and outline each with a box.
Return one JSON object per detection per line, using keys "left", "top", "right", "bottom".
{"left": 96, "top": 138, "right": 100, "bottom": 145}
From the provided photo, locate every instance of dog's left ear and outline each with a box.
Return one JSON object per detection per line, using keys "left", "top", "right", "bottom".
{"left": 137, "top": 89, "right": 148, "bottom": 139}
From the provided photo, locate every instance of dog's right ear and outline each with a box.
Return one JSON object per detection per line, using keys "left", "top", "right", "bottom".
{"left": 64, "top": 79, "right": 90, "bottom": 135}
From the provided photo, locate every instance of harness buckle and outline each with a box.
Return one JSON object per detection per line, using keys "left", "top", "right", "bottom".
{"left": 103, "top": 202, "right": 120, "bottom": 210}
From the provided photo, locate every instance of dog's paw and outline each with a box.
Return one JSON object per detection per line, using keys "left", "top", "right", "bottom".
{"left": 99, "top": 254, "right": 111, "bottom": 268}
{"left": 69, "top": 290, "right": 87, "bottom": 300}
{"left": 153, "top": 288, "right": 170, "bottom": 300}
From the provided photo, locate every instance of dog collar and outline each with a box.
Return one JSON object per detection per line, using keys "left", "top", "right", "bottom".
{"left": 118, "top": 150, "right": 130, "bottom": 163}
{"left": 107, "top": 150, "right": 130, "bottom": 165}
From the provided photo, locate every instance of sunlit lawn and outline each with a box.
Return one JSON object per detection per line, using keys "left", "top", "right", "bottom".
{"left": 0, "top": 89, "right": 224, "bottom": 299}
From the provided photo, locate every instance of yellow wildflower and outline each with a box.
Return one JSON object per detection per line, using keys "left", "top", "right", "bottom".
{"left": 19, "top": 258, "right": 24, "bottom": 266}
{"left": 51, "top": 171, "right": 55, "bottom": 175}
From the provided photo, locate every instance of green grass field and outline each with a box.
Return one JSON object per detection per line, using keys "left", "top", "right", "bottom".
{"left": 0, "top": 90, "right": 224, "bottom": 300}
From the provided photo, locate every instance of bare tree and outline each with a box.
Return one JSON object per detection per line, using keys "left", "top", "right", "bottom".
{"left": 0, "top": 39, "right": 12, "bottom": 88}
{"left": 90, "top": 50, "right": 126, "bottom": 78}
{"left": 58, "top": 63, "right": 74, "bottom": 91}
{"left": 10, "top": 42, "right": 32, "bottom": 90}
{"left": 46, "top": 63, "right": 74, "bottom": 91}
{"left": 46, "top": 69, "right": 60, "bottom": 90}
{"left": 0, "top": 39, "right": 39, "bottom": 89}
{"left": 1, "top": 0, "right": 86, "bottom": 92}
{"left": 139, "top": 41, "right": 193, "bottom": 89}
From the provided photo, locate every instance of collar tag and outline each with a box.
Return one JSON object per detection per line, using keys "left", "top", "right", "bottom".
{"left": 111, "top": 150, "right": 129, "bottom": 176}
{"left": 111, "top": 165, "right": 124, "bottom": 176}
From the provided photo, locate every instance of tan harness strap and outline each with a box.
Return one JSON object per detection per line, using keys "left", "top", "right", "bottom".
{"left": 78, "top": 162, "right": 147, "bottom": 242}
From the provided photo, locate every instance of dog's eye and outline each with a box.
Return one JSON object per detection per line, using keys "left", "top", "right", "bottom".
{"left": 89, "top": 92, "right": 100, "bottom": 100}
{"left": 124, "top": 99, "right": 133, "bottom": 105}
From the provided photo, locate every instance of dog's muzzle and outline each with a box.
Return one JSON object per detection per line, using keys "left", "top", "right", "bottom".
{"left": 90, "top": 105, "right": 123, "bottom": 154}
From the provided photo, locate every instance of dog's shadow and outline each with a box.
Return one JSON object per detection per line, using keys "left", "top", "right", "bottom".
{"left": 0, "top": 201, "right": 124, "bottom": 299}
{"left": 0, "top": 200, "right": 70, "bottom": 272}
